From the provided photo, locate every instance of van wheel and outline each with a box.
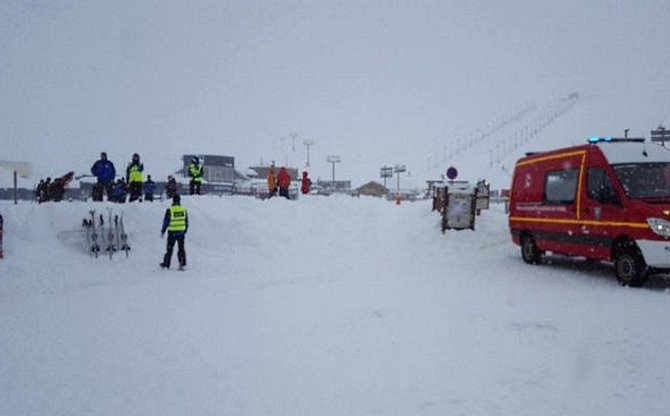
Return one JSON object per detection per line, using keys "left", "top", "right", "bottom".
{"left": 614, "top": 247, "right": 648, "bottom": 287}
{"left": 521, "top": 234, "right": 541, "bottom": 264}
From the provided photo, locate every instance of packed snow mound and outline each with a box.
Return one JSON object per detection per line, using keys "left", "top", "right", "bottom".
{"left": 1, "top": 196, "right": 670, "bottom": 415}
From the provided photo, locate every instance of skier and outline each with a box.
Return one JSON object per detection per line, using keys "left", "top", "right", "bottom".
{"left": 160, "top": 194, "right": 188, "bottom": 270}
{"left": 188, "top": 156, "right": 204, "bottom": 195}
{"left": 277, "top": 166, "right": 291, "bottom": 199}
{"left": 126, "top": 153, "right": 144, "bottom": 202}
{"left": 144, "top": 175, "right": 156, "bottom": 202}
{"left": 165, "top": 175, "right": 178, "bottom": 199}
{"left": 90, "top": 152, "right": 116, "bottom": 201}
{"left": 267, "top": 166, "right": 277, "bottom": 198}
{"left": 301, "top": 171, "right": 312, "bottom": 194}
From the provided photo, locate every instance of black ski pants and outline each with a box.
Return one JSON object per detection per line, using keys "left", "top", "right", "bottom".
{"left": 93, "top": 182, "right": 113, "bottom": 202}
{"left": 190, "top": 180, "right": 201, "bottom": 195}
{"left": 163, "top": 233, "right": 186, "bottom": 268}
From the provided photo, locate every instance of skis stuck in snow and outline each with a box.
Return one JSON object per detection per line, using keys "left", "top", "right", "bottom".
{"left": 82, "top": 209, "right": 130, "bottom": 260}
{"left": 0, "top": 213, "right": 4, "bottom": 259}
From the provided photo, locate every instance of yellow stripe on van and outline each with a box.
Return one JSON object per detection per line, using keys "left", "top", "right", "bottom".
{"left": 513, "top": 150, "right": 588, "bottom": 220}
{"left": 515, "top": 150, "right": 587, "bottom": 167}
{"left": 576, "top": 153, "right": 586, "bottom": 220}
{"left": 509, "top": 216, "right": 650, "bottom": 229}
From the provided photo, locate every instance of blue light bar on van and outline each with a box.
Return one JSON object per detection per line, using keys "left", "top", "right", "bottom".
{"left": 589, "top": 136, "right": 612, "bottom": 143}
{"left": 589, "top": 137, "right": 647, "bottom": 144}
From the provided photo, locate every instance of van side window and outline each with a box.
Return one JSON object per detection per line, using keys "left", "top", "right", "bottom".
{"left": 587, "top": 168, "right": 618, "bottom": 204}
{"left": 544, "top": 169, "right": 579, "bottom": 204}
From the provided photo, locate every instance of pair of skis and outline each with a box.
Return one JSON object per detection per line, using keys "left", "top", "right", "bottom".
{"left": 0, "top": 213, "right": 4, "bottom": 259}
{"left": 85, "top": 210, "right": 101, "bottom": 258}
{"left": 106, "top": 208, "right": 130, "bottom": 259}
{"left": 85, "top": 209, "right": 129, "bottom": 259}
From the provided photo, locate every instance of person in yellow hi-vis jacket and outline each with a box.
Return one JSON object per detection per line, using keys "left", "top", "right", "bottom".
{"left": 126, "top": 153, "right": 144, "bottom": 202}
{"left": 160, "top": 195, "right": 188, "bottom": 271}
{"left": 188, "top": 156, "right": 204, "bottom": 195}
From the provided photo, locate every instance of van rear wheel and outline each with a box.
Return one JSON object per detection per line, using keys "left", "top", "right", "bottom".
{"left": 521, "top": 234, "right": 541, "bottom": 264}
{"left": 614, "top": 247, "right": 648, "bottom": 287}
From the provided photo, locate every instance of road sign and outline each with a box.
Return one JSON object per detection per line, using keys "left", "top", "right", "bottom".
{"left": 380, "top": 167, "right": 394, "bottom": 178}
{"left": 446, "top": 166, "right": 458, "bottom": 180}
{"left": 651, "top": 127, "right": 669, "bottom": 143}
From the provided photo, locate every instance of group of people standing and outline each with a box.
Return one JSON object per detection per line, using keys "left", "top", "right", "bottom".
{"left": 89, "top": 151, "right": 199, "bottom": 270}
{"left": 89, "top": 153, "right": 205, "bottom": 203}
{"left": 266, "top": 166, "right": 311, "bottom": 199}
{"left": 35, "top": 175, "right": 70, "bottom": 203}
{"left": 90, "top": 152, "right": 154, "bottom": 202}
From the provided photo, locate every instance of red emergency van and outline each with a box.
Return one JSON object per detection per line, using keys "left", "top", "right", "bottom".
{"left": 509, "top": 137, "right": 670, "bottom": 286}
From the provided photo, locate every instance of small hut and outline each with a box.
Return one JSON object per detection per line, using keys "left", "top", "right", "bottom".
{"left": 356, "top": 181, "right": 389, "bottom": 198}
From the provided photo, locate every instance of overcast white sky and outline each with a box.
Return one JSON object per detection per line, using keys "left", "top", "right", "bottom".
{"left": 1, "top": 0, "right": 669, "bottom": 184}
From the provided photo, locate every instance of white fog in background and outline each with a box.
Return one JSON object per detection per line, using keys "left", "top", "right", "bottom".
{"left": 1, "top": 1, "right": 669, "bottom": 186}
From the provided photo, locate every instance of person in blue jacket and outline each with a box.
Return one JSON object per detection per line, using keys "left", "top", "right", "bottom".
{"left": 90, "top": 152, "right": 116, "bottom": 201}
{"left": 144, "top": 175, "right": 156, "bottom": 202}
{"left": 112, "top": 178, "right": 128, "bottom": 203}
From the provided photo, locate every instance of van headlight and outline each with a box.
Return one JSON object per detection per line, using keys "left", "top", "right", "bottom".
{"left": 647, "top": 218, "right": 670, "bottom": 238}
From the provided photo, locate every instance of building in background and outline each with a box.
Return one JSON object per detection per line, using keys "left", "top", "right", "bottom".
{"left": 182, "top": 155, "right": 238, "bottom": 194}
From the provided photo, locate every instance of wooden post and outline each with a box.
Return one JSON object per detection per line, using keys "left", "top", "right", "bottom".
{"left": 13, "top": 170, "right": 18, "bottom": 204}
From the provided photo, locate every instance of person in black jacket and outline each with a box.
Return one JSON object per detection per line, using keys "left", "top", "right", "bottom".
{"left": 165, "top": 175, "right": 178, "bottom": 199}
{"left": 160, "top": 195, "right": 188, "bottom": 270}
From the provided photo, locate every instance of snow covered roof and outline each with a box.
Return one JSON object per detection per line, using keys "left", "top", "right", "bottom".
{"left": 598, "top": 141, "right": 670, "bottom": 164}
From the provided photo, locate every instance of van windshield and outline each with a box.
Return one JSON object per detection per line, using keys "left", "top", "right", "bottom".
{"left": 612, "top": 163, "right": 670, "bottom": 199}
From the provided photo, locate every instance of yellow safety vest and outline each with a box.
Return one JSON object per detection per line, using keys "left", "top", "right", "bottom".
{"left": 168, "top": 206, "right": 187, "bottom": 232}
{"left": 189, "top": 164, "right": 203, "bottom": 182}
{"left": 128, "top": 164, "right": 143, "bottom": 183}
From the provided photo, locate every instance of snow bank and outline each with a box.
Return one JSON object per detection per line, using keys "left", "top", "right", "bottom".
{"left": 1, "top": 196, "right": 669, "bottom": 415}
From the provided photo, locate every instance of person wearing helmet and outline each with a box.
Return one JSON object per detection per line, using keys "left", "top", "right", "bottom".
{"left": 126, "top": 153, "right": 144, "bottom": 202}
{"left": 160, "top": 194, "right": 188, "bottom": 270}
{"left": 188, "top": 156, "right": 204, "bottom": 195}
{"left": 90, "top": 152, "right": 116, "bottom": 201}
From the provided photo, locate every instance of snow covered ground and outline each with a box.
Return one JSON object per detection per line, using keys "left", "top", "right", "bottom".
{"left": 1, "top": 196, "right": 670, "bottom": 415}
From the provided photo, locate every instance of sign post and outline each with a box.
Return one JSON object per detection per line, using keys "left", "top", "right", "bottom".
{"left": 380, "top": 166, "right": 393, "bottom": 189}
{"left": 393, "top": 164, "right": 406, "bottom": 204}
{"left": 651, "top": 127, "right": 669, "bottom": 146}
{"left": 446, "top": 166, "right": 458, "bottom": 181}
{"left": 303, "top": 139, "right": 314, "bottom": 167}
{"left": 327, "top": 156, "right": 341, "bottom": 193}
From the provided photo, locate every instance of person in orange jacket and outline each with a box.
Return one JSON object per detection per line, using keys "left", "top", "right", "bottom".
{"left": 301, "top": 171, "right": 311, "bottom": 194}
{"left": 267, "top": 166, "right": 278, "bottom": 198}
{"left": 277, "top": 167, "right": 291, "bottom": 199}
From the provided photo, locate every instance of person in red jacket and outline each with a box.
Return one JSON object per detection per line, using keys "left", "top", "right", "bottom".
{"left": 277, "top": 167, "right": 292, "bottom": 199}
{"left": 301, "top": 171, "right": 311, "bottom": 194}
